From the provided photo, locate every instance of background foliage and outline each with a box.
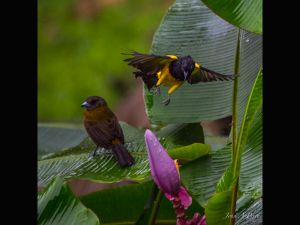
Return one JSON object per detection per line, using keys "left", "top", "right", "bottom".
{"left": 38, "top": 0, "right": 171, "bottom": 122}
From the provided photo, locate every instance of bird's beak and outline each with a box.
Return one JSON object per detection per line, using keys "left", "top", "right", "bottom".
{"left": 195, "top": 63, "right": 200, "bottom": 69}
{"left": 81, "top": 101, "right": 90, "bottom": 108}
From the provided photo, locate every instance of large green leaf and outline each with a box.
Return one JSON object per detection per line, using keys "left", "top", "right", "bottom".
{"left": 239, "top": 109, "right": 262, "bottom": 196}
{"left": 205, "top": 190, "right": 232, "bottom": 225}
{"left": 38, "top": 123, "right": 86, "bottom": 159}
{"left": 236, "top": 198, "right": 262, "bottom": 225}
{"left": 234, "top": 69, "right": 262, "bottom": 178}
{"left": 80, "top": 181, "right": 204, "bottom": 225}
{"left": 181, "top": 144, "right": 232, "bottom": 206}
{"left": 158, "top": 123, "right": 204, "bottom": 147}
{"left": 134, "top": 183, "right": 161, "bottom": 225}
{"left": 201, "top": 0, "right": 262, "bottom": 34}
{"left": 145, "top": 0, "right": 262, "bottom": 124}
{"left": 216, "top": 166, "right": 236, "bottom": 193}
{"left": 204, "top": 114, "right": 262, "bottom": 223}
{"left": 38, "top": 123, "right": 209, "bottom": 187}
{"left": 193, "top": 71, "right": 262, "bottom": 225}
{"left": 38, "top": 177, "right": 99, "bottom": 225}
{"left": 180, "top": 71, "right": 262, "bottom": 208}
{"left": 205, "top": 194, "right": 263, "bottom": 225}
{"left": 169, "top": 143, "right": 211, "bottom": 162}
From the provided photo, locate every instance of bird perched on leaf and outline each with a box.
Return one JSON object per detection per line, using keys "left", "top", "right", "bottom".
{"left": 124, "top": 51, "right": 235, "bottom": 105}
{"left": 81, "top": 96, "right": 135, "bottom": 167}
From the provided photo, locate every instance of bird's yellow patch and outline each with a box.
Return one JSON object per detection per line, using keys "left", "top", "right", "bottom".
{"left": 156, "top": 66, "right": 169, "bottom": 86}
{"left": 195, "top": 63, "right": 200, "bottom": 69}
{"left": 156, "top": 65, "right": 184, "bottom": 95}
{"left": 167, "top": 82, "right": 183, "bottom": 94}
{"left": 166, "top": 55, "right": 178, "bottom": 60}
{"left": 156, "top": 65, "right": 183, "bottom": 94}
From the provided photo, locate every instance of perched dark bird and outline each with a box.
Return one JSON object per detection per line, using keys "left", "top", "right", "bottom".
{"left": 124, "top": 51, "right": 235, "bottom": 105}
{"left": 81, "top": 96, "right": 135, "bottom": 167}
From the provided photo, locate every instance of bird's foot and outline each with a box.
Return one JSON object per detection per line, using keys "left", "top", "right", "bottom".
{"left": 88, "top": 147, "right": 99, "bottom": 159}
{"left": 150, "top": 87, "right": 161, "bottom": 96}
{"left": 161, "top": 96, "right": 171, "bottom": 106}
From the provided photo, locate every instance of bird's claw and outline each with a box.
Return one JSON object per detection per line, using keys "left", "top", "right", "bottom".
{"left": 150, "top": 87, "right": 161, "bottom": 96}
{"left": 161, "top": 96, "right": 171, "bottom": 106}
{"left": 155, "top": 87, "right": 161, "bottom": 96}
{"left": 88, "top": 147, "right": 99, "bottom": 159}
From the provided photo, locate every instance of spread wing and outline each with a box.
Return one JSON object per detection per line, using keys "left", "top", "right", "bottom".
{"left": 123, "top": 51, "right": 175, "bottom": 73}
{"left": 84, "top": 116, "right": 124, "bottom": 148}
{"left": 187, "top": 66, "right": 235, "bottom": 84}
{"left": 123, "top": 51, "right": 177, "bottom": 90}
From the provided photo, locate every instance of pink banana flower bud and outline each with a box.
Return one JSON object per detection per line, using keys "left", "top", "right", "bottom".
{"left": 144, "top": 129, "right": 206, "bottom": 225}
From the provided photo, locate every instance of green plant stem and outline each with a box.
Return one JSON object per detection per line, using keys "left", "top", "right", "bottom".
{"left": 135, "top": 183, "right": 159, "bottom": 225}
{"left": 149, "top": 189, "right": 164, "bottom": 225}
{"left": 230, "top": 178, "right": 239, "bottom": 225}
{"left": 230, "top": 28, "right": 241, "bottom": 225}
{"left": 231, "top": 29, "right": 240, "bottom": 160}
{"left": 145, "top": 183, "right": 160, "bottom": 209}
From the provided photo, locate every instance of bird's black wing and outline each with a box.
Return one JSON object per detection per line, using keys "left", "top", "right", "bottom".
{"left": 123, "top": 51, "right": 177, "bottom": 90}
{"left": 187, "top": 66, "right": 235, "bottom": 84}
{"left": 123, "top": 51, "right": 175, "bottom": 72}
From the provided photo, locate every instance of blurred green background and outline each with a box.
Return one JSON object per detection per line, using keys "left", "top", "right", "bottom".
{"left": 38, "top": 0, "right": 171, "bottom": 123}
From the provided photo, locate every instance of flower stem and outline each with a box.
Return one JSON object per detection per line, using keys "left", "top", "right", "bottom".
{"left": 230, "top": 28, "right": 241, "bottom": 225}
{"left": 135, "top": 183, "right": 159, "bottom": 225}
{"left": 172, "top": 197, "right": 188, "bottom": 225}
{"left": 149, "top": 189, "right": 163, "bottom": 225}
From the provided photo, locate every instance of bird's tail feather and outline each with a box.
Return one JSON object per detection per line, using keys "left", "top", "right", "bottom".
{"left": 112, "top": 144, "right": 135, "bottom": 167}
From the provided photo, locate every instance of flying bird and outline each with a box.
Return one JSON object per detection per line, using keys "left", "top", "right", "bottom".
{"left": 124, "top": 51, "right": 235, "bottom": 105}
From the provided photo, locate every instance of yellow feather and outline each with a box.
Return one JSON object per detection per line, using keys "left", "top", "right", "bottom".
{"left": 166, "top": 55, "right": 178, "bottom": 60}
{"left": 155, "top": 63, "right": 184, "bottom": 95}
{"left": 156, "top": 66, "right": 169, "bottom": 86}
{"left": 157, "top": 71, "right": 161, "bottom": 78}
{"left": 167, "top": 82, "right": 183, "bottom": 94}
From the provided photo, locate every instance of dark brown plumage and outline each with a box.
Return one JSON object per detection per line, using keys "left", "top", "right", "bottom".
{"left": 81, "top": 96, "right": 135, "bottom": 167}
